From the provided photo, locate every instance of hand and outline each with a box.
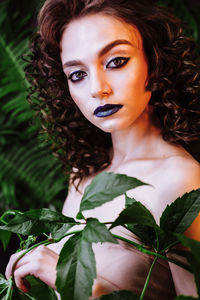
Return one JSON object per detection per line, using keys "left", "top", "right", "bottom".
{"left": 5, "top": 245, "right": 58, "bottom": 293}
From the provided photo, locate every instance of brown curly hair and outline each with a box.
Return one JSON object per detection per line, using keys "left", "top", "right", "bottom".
{"left": 25, "top": 0, "right": 200, "bottom": 188}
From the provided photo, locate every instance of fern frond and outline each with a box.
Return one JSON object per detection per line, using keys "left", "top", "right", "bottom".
{"left": 0, "top": 141, "right": 67, "bottom": 213}
{"left": 0, "top": 0, "right": 67, "bottom": 213}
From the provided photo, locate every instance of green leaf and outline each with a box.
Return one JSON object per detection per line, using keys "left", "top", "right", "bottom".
{"left": 76, "top": 212, "right": 85, "bottom": 220}
{"left": 12, "top": 287, "right": 36, "bottom": 300}
{"left": 124, "top": 195, "right": 157, "bottom": 247}
{"left": 56, "top": 233, "right": 96, "bottom": 300}
{"left": 0, "top": 276, "right": 13, "bottom": 300}
{"left": 10, "top": 276, "right": 58, "bottom": 299}
{"left": 156, "top": 229, "right": 178, "bottom": 253}
{"left": 110, "top": 200, "right": 157, "bottom": 230}
{"left": 127, "top": 224, "right": 157, "bottom": 247}
{"left": 94, "top": 290, "right": 139, "bottom": 299}
{"left": 125, "top": 194, "right": 137, "bottom": 207}
{"left": 79, "top": 172, "right": 149, "bottom": 213}
{"left": 176, "top": 234, "right": 200, "bottom": 296}
{"left": 82, "top": 218, "right": 117, "bottom": 244}
{"left": 0, "top": 229, "right": 11, "bottom": 251}
{"left": 160, "top": 189, "right": 200, "bottom": 233}
{"left": 27, "top": 276, "right": 57, "bottom": 299}
{"left": 0, "top": 209, "right": 78, "bottom": 236}
{"left": 0, "top": 0, "right": 67, "bottom": 217}
{"left": 0, "top": 274, "right": 9, "bottom": 297}
{"left": 51, "top": 223, "right": 76, "bottom": 239}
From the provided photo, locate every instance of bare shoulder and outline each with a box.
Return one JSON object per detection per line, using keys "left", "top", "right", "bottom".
{"left": 160, "top": 154, "right": 200, "bottom": 198}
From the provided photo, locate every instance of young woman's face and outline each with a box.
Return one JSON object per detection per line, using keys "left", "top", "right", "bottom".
{"left": 60, "top": 13, "right": 152, "bottom": 133}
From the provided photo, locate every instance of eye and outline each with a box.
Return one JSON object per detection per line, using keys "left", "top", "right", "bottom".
{"left": 106, "top": 57, "right": 130, "bottom": 69}
{"left": 68, "top": 70, "right": 87, "bottom": 82}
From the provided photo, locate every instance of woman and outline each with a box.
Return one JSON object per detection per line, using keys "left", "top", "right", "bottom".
{"left": 5, "top": 0, "right": 200, "bottom": 299}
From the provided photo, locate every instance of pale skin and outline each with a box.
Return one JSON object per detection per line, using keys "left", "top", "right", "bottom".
{"left": 6, "top": 13, "right": 200, "bottom": 298}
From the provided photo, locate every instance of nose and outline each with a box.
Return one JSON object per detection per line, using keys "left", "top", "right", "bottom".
{"left": 90, "top": 70, "right": 112, "bottom": 99}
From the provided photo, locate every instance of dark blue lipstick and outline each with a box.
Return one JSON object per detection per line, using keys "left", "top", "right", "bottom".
{"left": 94, "top": 104, "right": 123, "bottom": 118}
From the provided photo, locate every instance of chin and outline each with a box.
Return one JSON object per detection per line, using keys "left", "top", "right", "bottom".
{"left": 98, "top": 121, "right": 132, "bottom": 133}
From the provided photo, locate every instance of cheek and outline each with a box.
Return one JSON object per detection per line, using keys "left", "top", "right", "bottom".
{"left": 69, "top": 89, "right": 94, "bottom": 121}
{"left": 127, "top": 66, "right": 150, "bottom": 102}
{"left": 68, "top": 87, "right": 83, "bottom": 109}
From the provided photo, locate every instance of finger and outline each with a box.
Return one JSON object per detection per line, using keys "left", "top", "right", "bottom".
{"left": 14, "top": 264, "right": 36, "bottom": 293}
{"left": 5, "top": 250, "right": 26, "bottom": 280}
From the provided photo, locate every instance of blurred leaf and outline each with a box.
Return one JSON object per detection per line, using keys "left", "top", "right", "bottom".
{"left": 79, "top": 172, "right": 149, "bottom": 213}
{"left": 0, "top": 228, "right": 11, "bottom": 251}
{"left": 0, "top": 0, "right": 67, "bottom": 214}
{"left": 56, "top": 233, "right": 96, "bottom": 300}
{"left": 0, "top": 274, "right": 9, "bottom": 297}
{"left": 0, "top": 141, "right": 67, "bottom": 213}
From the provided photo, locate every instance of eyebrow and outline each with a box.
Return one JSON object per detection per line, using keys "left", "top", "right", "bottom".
{"left": 63, "top": 39, "right": 133, "bottom": 69}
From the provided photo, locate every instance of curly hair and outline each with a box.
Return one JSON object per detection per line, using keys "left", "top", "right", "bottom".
{"left": 25, "top": 0, "right": 200, "bottom": 188}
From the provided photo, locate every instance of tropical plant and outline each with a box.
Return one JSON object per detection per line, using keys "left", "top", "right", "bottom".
{"left": 0, "top": 0, "right": 67, "bottom": 215}
{"left": 0, "top": 172, "right": 200, "bottom": 300}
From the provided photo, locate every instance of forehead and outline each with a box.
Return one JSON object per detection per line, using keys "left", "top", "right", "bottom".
{"left": 60, "top": 13, "right": 143, "bottom": 60}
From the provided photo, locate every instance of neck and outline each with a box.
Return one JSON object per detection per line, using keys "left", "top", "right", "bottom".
{"left": 110, "top": 109, "right": 164, "bottom": 166}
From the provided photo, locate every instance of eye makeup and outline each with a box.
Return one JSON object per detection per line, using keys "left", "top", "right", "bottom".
{"left": 106, "top": 56, "right": 130, "bottom": 69}
{"left": 68, "top": 70, "right": 87, "bottom": 82}
{"left": 67, "top": 56, "right": 130, "bottom": 83}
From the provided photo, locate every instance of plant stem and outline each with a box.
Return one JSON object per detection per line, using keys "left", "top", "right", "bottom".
{"left": 53, "top": 229, "right": 83, "bottom": 243}
{"left": 5, "top": 277, "right": 14, "bottom": 300}
{"left": 140, "top": 257, "right": 158, "bottom": 300}
{"left": 0, "top": 211, "right": 19, "bottom": 225}
{"left": 17, "top": 234, "right": 23, "bottom": 243}
{"left": 112, "top": 234, "right": 192, "bottom": 272}
{"left": 161, "top": 241, "right": 179, "bottom": 253}
{"left": 24, "top": 292, "right": 36, "bottom": 299}
{"left": 0, "top": 219, "right": 8, "bottom": 225}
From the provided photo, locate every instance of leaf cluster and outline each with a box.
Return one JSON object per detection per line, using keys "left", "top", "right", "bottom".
{"left": 0, "top": 172, "right": 200, "bottom": 300}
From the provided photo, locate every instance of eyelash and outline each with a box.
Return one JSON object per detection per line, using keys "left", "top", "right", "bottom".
{"left": 106, "top": 56, "right": 130, "bottom": 69}
{"left": 68, "top": 71, "right": 87, "bottom": 83}
{"left": 68, "top": 56, "right": 130, "bottom": 83}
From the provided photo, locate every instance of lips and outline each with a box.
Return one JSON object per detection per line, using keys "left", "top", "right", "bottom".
{"left": 93, "top": 104, "right": 123, "bottom": 118}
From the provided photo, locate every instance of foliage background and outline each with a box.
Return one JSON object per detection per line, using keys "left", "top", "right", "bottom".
{"left": 0, "top": 0, "right": 200, "bottom": 273}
